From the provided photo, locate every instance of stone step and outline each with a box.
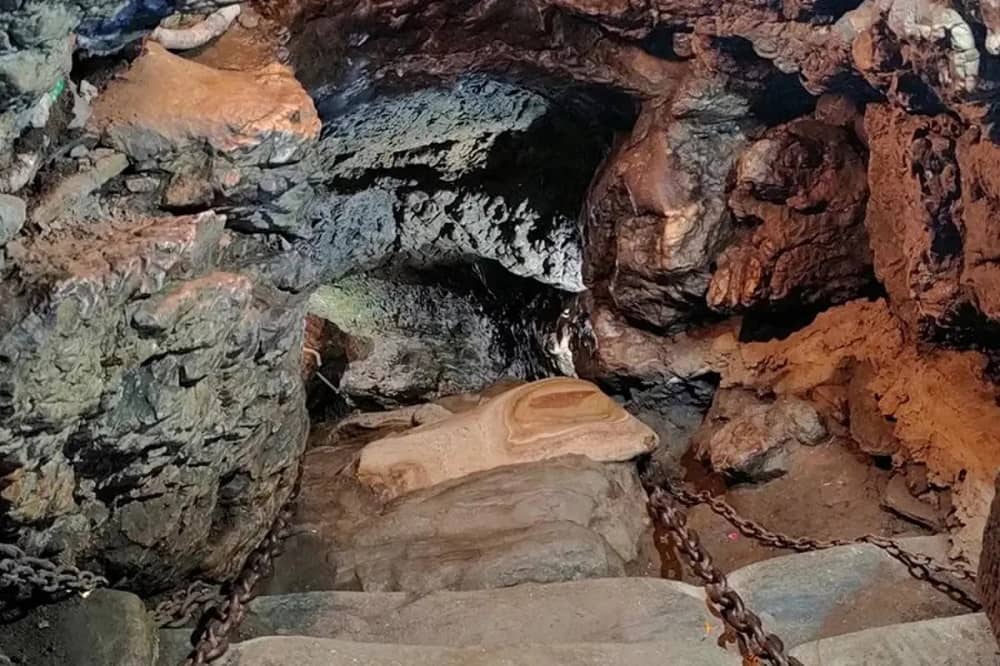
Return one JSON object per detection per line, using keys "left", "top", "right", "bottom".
{"left": 789, "top": 613, "right": 999, "bottom": 665}
{"left": 157, "top": 578, "right": 730, "bottom": 664}
{"left": 286, "top": 454, "right": 653, "bottom": 595}
{"left": 214, "top": 637, "right": 740, "bottom": 666}
{"left": 726, "top": 536, "right": 974, "bottom": 647}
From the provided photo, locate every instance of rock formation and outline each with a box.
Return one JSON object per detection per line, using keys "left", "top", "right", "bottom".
{"left": 356, "top": 378, "right": 658, "bottom": 500}
{"left": 3, "top": 0, "right": 1000, "bottom": 596}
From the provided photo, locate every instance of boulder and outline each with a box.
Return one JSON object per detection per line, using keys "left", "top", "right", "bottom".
{"left": 0, "top": 193, "right": 26, "bottom": 245}
{"left": 693, "top": 388, "right": 827, "bottom": 482}
{"left": 0, "top": 212, "right": 307, "bottom": 589}
{"left": 89, "top": 42, "right": 320, "bottom": 168}
{"left": 313, "top": 455, "right": 652, "bottom": 593}
{"left": 729, "top": 537, "right": 972, "bottom": 647}
{"left": 356, "top": 378, "right": 658, "bottom": 500}
{"left": 708, "top": 118, "right": 871, "bottom": 312}
{"left": 2, "top": 590, "right": 156, "bottom": 666}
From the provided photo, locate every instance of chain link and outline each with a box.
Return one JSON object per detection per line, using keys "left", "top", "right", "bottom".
{"left": 0, "top": 543, "right": 108, "bottom": 599}
{"left": 152, "top": 581, "right": 222, "bottom": 629}
{"left": 651, "top": 477, "right": 981, "bottom": 610}
{"left": 182, "top": 475, "right": 299, "bottom": 665}
{"left": 648, "top": 487, "right": 804, "bottom": 666}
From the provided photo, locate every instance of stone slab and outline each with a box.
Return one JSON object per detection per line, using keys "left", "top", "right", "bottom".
{"left": 217, "top": 636, "right": 740, "bottom": 666}
{"left": 729, "top": 536, "right": 972, "bottom": 646}
{"left": 789, "top": 614, "right": 999, "bottom": 665}
{"left": 236, "top": 578, "right": 724, "bottom": 649}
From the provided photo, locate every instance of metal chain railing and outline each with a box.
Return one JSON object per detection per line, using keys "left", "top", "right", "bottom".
{"left": 181, "top": 471, "right": 300, "bottom": 666}
{"left": 650, "top": 476, "right": 981, "bottom": 611}
{"left": 648, "top": 486, "right": 804, "bottom": 666}
{"left": 1, "top": 465, "right": 983, "bottom": 665}
{"left": 0, "top": 544, "right": 107, "bottom": 598}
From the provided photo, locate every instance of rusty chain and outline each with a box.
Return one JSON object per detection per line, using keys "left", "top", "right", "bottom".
{"left": 658, "top": 477, "right": 979, "bottom": 583}
{"left": 2, "top": 465, "right": 982, "bottom": 666}
{"left": 648, "top": 486, "right": 804, "bottom": 666}
{"left": 0, "top": 543, "right": 107, "bottom": 600}
{"left": 181, "top": 475, "right": 299, "bottom": 666}
{"left": 151, "top": 581, "right": 222, "bottom": 629}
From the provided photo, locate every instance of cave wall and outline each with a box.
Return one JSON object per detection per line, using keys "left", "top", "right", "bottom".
{"left": 2, "top": 0, "right": 1000, "bottom": 588}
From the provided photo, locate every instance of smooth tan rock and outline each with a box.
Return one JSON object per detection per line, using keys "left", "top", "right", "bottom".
{"left": 89, "top": 42, "right": 320, "bottom": 166}
{"left": 356, "top": 378, "right": 658, "bottom": 499}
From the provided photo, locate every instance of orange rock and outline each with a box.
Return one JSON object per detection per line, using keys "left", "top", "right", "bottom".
{"left": 356, "top": 378, "right": 658, "bottom": 500}
{"left": 89, "top": 42, "right": 320, "bottom": 167}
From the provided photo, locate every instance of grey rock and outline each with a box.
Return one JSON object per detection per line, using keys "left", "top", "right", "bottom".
{"left": 789, "top": 614, "right": 999, "bottom": 665}
{"left": 236, "top": 579, "right": 726, "bottom": 649}
{"left": 217, "top": 636, "right": 740, "bottom": 666}
{"left": 297, "top": 75, "right": 600, "bottom": 292}
{"left": 0, "top": 192, "right": 26, "bottom": 244}
{"left": 729, "top": 537, "right": 972, "bottom": 647}
{"left": 2, "top": 589, "right": 155, "bottom": 666}
{"left": 881, "top": 474, "right": 943, "bottom": 530}
{"left": 31, "top": 151, "right": 128, "bottom": 226}
{"left": 0, "top": 212, "right": 307, "bottom": 589}
{"left": 693, "top": 388, "right": 827, "bottom": 482}
{"left": 309, "top": 455, "right": 651, "bottom": 593}
{"left": 345, "top": 521, "right": 628, "bottom": 593}
{"left": 308, "top": 272, "right": 541, "bottom": 407}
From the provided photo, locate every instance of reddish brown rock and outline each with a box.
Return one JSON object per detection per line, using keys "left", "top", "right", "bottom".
{"left": 864, "top": 104, "right": 1000, "bottom": 347}
{"left": 584, "top": 66, "right": 757, "bottom": 331}
{"left": 708, "top": 118, "right": 871, "bottom": 312}
{"left": 693, "top": 388, "right": 827, "bottom": 482}
{"left": 577, "top": 298, "right": 1000, "bottom": 562}
{"left": 89, "top": 42, "right": 320, "bottom": 167}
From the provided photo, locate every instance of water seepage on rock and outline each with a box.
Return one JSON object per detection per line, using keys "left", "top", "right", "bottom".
{"left": 2, "top": 589, "right": 156, "bottom": 666}
{"left": 216, "top": 636, "right": 739, "bottom": 666}
{"left": 693, "top": 388, "right": 827, "bottom": 482}
{"left": 313, "top": 455, "right": 651, "bottom": 593}
{"left": 230, "top": 579, "right": 727, "bottom": 650}
{"left": 356, "top": 378, "right": 658, "bottom": 500}
{"left": 728, "top": 537, "right": 972, "bottom": 647}
{"left": 0, "top": 211, "right": 307, "bottom": 590}
{"left": 789, "top": 613, "right": 999, "bottom": 665}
